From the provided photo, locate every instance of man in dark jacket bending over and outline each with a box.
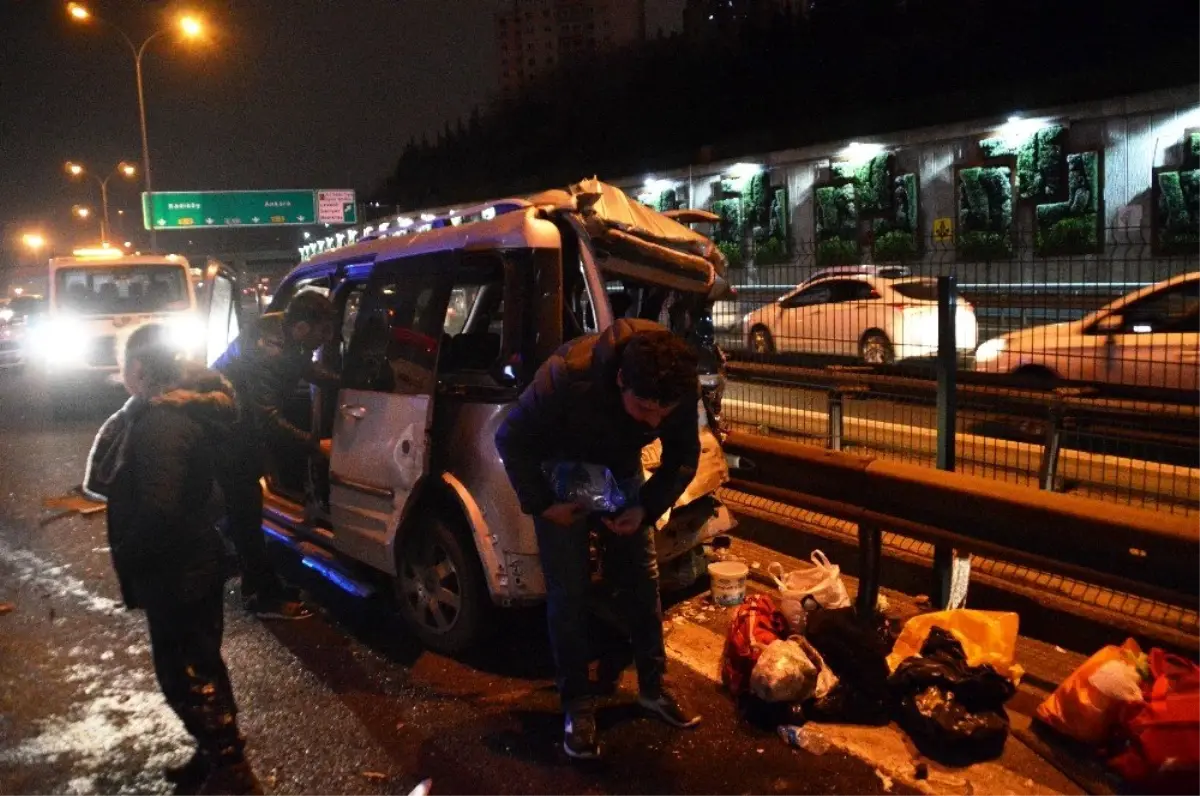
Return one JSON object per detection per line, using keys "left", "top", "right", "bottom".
{"left": 213, "top": 291, "right": 337, "bottom": 620}
{"left": 495, "top": 319, "right": 702, "bottom": 759}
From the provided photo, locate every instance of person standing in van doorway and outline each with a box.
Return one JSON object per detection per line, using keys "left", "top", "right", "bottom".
{"left": 213, "top": 291, "right": 338, "bottom": 621}
{"left": 495, "top": 319, "right": 703, "bottom": 760}
{"left": 99, "top": 324, "right": 262, "bottom": 794}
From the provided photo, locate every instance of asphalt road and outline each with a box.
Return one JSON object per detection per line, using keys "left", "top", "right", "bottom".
{"left": 0, "top": 371, "right": 900, "bottom": 796}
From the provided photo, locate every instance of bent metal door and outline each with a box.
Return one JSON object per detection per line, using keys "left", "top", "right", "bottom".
{"left": 203, "top": 262, "right": 242, "bottom": 367}
{"left": 328, "top": 252, "right": 455, "bottom": 574}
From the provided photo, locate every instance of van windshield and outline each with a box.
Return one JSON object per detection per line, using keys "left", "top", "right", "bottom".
{"left": 55, "top": 265, "right": 190, "bottom": 315}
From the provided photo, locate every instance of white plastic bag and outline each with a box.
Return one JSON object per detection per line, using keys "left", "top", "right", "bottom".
{"left": 797, "top": 635, "right": 839, "bottom": 701}
{"left": 1087, "top": 659, "right": 1145, "bottom": 704}
{"left": 751, "top": 638, "right": 819, "bottom": 703}
{"left": 768, "top": 551, "right": 851, "bottom": 633}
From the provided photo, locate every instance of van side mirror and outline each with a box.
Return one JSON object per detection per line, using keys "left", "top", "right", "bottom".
{"left": 1095, "top": 314, "right": 1123, "bottom": 334}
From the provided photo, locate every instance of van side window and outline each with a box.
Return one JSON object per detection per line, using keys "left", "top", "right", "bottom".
{"left": 343, "top": 263, "right": 448, "bottom": 396}
{"left": 440, "top": 256, "right": 506, "bottom": 377}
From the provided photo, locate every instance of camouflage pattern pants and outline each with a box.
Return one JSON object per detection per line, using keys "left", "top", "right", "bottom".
{"left": 144, "top": 583, "right": 244, "bottom": 762}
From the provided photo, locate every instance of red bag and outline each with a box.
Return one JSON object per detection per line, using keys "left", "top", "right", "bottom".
{"left": 1108, "top": 649, "right": 1200, "bottom": 794}
{"left": 721, "top": 594, "right": 787, "bottom": 697}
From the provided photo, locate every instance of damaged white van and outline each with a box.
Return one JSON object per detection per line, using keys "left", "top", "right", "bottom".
{"left": 259, "top": 179, "right": 736, "bottom": 652}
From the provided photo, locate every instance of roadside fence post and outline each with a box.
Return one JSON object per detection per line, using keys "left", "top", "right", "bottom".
{"left": 933, "top": 275, "right": 970, "bottom": 609}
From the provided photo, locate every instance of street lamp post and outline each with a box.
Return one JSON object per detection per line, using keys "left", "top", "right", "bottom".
{"left": 67, "top": 3, "right": 204, "bottom": 252}
{"left": 65, "top": 161, "right": 137, "bottom": 244}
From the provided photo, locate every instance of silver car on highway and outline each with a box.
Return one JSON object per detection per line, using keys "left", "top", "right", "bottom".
{"left": 975, "top": 272, "right": 1200, "bottom": 391}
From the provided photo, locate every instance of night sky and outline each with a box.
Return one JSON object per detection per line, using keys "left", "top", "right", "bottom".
{"left": 0, "top": 0, "right": 685, "bottom": 255}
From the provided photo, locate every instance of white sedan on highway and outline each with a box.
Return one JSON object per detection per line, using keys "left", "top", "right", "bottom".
{"left": 742, "top": 270, "right": 978, "bottom": 364}
{"left": 975, "top": 272, "right": 1200, "bottom": 391}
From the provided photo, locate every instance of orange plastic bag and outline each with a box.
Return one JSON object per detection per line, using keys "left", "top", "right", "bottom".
{"left": 1036, "top": 638, "right": 1146, "bottom": 746}
{"left": 886, "top": 610, "right": 1022, "bottom": 680}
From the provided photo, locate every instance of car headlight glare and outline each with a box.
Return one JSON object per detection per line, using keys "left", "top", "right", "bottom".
{"left": 975, "top": 337, "right": 1007, "bottom": 363}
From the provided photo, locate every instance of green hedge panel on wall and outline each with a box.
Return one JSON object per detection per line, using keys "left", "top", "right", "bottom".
{"left": 815, "top": 183, "right": 860, "bottom": 266}
{"left": 1020, "top": 126, "right": 1065, "bottom": 200}
{"left": 745, "top": 173, "right": 771, "bottom": 241}
{"left": 957, "top": 166, "right": 1014, "bottom": 260}
{"left": 1034, "top": 151, "right": 1101, "bottom": 256}
{"left": 833, "top": 154, "right": 893, "bottom": 214}
{"left": 753, "top": 186, "right": 792, "bottom": 265}
{"left": 770, "top": 187, "right": 789, "bottom": 245}
{"left": 655, "top": 189, "right": 679, "bottom": 213}
{"left": 872, "top": 173, "right": 920, "bottom": 262}
{"left": 1155, "top": 168, "right": 1200, "bottom": 255}
{"left": 980, "top": 125, "right": 1066, "bottom": 201}
{"left": 711, "top": 198, "right": 745, "bottom": 247}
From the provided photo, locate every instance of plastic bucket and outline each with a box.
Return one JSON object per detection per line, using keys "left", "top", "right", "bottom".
{"left": 708, "top": 561, "right": 749, "bottom": 606}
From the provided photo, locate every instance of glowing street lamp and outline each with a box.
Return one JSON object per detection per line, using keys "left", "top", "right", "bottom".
{"left": 64, "top": 160, "right": 138, "bottom": 244}
{"left": 22, "top": 233, "right": 46, "bottom": 252}
{"left": 180, "top": 16, "right": 204, "bottom": 38}
{"left": 67, "top": 3, "right": 209, "bottom": 251}
{"left": 73, "top": 205, "right": 92, "bottom": 220}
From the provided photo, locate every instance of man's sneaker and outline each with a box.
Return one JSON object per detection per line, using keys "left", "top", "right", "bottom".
{"left": 198, "top": 761, "right": 264, "bottom": 795}
{"left": 638, "top": 688, "right": 702, "bottom": 728}
{"left": 563, "top": 706, "right": 601, "bottom": 760}
{"left": 165, "top": 749, "right": 212, "bottom": 786}
{"left": 243, "top": 594, "right": 313, "bottom": 621}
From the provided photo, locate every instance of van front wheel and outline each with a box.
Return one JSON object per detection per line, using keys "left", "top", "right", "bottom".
{"left": 395, "top": 514, "right": 489, "bottom": 655}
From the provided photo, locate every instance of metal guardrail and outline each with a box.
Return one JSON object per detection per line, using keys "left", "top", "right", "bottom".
{"left": 722, "top": 430, "right": 1200, "bottom": 618}
{"left": 722, "top": 359, "right": 1199, "bottom": 501}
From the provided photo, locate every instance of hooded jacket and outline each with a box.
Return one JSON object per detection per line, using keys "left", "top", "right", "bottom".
{"left": 103, "top": 366, "right": 237, "bottom": 610}
{"left": 494, "top": 319, "right": 701, "bottom": 523}
{"left": 213, "top": 312, "right": 336, "bottom": 452}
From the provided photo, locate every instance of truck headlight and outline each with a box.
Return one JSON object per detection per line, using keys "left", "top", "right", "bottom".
{"left": 165, "top": 313, "right": 206, "bottom": 355}
{"left": 975, "top": 337, "right": 1007, "bottom": 363}
{"left": 32, "top": 317, "right": 88, "bottom": 366}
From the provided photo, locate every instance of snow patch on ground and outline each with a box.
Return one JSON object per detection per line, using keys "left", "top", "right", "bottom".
{"left": 0, "top": 540, "right": 188, "bottom": 793}
{"left": 0, "top": 539, "right": 122, "bottom": 616}
{"left": 0, "top": 660, "right": 189, "bottom": 794}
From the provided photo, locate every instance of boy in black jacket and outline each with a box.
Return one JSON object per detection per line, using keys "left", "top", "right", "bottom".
{"left": 102, "top": 324, "right": 261, "bottom": 794}
{"left": 495, "top": 319, "right": 703, "bottom": 759}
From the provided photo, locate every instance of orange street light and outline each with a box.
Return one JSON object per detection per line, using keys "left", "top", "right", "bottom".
{"left": 180, "top": 16, "right": 204, "bottom": 38}
{"left": 22, "top": 233, "right": 47, "bottom": 252}
{"left": 64, "top": 160, "right": 139, "bottom": 244}
{"left": 73, "top": 205, "right": 92, "bottom": 219}
{"left": 67, "top": 2, "right": 212, "bottom": 251}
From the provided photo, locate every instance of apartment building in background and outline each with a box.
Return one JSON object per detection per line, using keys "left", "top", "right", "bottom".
{"left": 496, "top": 0, "right": 647, "bottom": 100}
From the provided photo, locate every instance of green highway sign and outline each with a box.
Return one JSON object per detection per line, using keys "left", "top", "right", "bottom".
{"left": 142, "top": 189, "right": 357, "bottom": 230}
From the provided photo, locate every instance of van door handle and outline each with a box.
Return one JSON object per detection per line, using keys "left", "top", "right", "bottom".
{"left": 340, "top": 404, "right": 367, "bottom": 419}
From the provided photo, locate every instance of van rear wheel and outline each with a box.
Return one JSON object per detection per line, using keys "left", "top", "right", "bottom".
{"left": 395, "top": 514, "right": 489, "bottom": 655}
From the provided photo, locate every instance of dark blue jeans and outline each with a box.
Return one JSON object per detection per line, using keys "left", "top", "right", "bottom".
{"left": 534, "top": 514, "right": 667, "bottom": 709}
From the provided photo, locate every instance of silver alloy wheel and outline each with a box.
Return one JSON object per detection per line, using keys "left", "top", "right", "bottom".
{"left": 751, "top": 327, "right": 773, "bottom": 354}
{"left": 861, "top": 334, "right": 892, "bottom": 365}
{"left": 399, "top": 541, "right": 462, "bottom": 635}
